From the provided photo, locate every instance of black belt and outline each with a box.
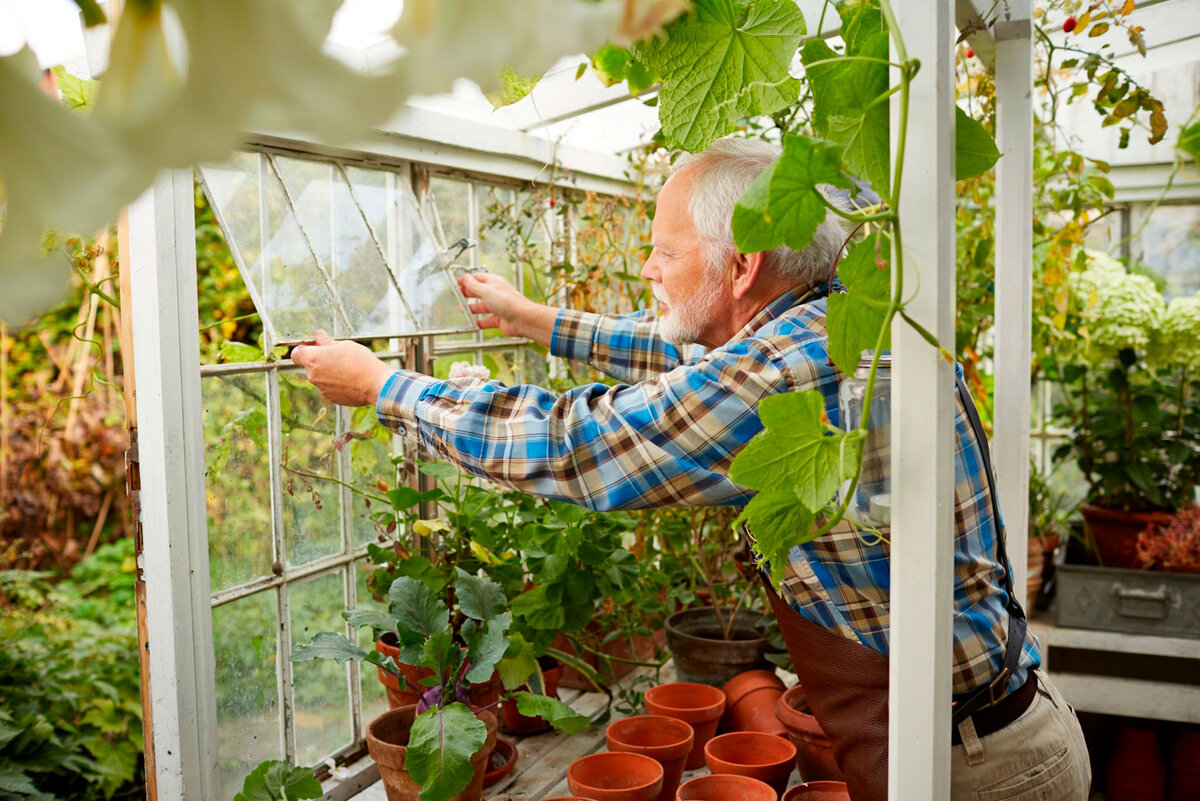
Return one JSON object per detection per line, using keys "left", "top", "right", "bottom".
{"left": 951, "top": 671, "right": 1038, "bottom": 746}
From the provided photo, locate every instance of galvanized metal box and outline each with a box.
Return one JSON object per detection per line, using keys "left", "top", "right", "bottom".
{"left": 1054, "top": 564, "right": 1200, "bottom": 639}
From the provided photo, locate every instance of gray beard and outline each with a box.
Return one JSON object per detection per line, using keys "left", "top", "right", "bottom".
{"left": 657, "top": 275, "right": 723, "bottom": 345}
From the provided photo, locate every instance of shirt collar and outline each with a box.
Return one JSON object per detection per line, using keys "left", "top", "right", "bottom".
{"left": 725, "top": 279, "right": 831, "bottom": 346}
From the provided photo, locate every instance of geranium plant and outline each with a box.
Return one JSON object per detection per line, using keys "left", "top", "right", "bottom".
{"left": 1136, "top": 507, "right": 1200, "bottom": 571}
{"left": 291, "top": 569, "right": 588, "bottom": 801}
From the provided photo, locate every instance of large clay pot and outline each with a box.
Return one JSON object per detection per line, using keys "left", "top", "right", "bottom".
{"left": 664, "top": 608, "right": 770, "bottom": 686}
{"left": 643, "top": 682, "right": 727, "bottom": 770}
{"left": 366, "top": 705, "right": 498, "bottom": 801}
{"left": 375, "top": 635, "right": 502, "bottom": 710}
{"left": 1106, "top": 723, "right": 1166, "bottom": 801}
{"left": 781, "top": 781, "right": 852, "bottom": 801}
{"left": 501, "top": 661, "right": 564, "bottom": 735}
{"left": 721, "top": 670, "right": 786, "bottom": 736}
{"left": 774, "top": 685, "right": 844, "bottom": 782}
{"left": 1169, "top": 725, "right": 1200, "bottom": 801}
{"left": 704, "top": 730, "right": 797, "bottom": 795}
{"left": 1081, "top": 505, "right": 1173, "bottom": 569}
{"left": 606, "top": 715, "right": 694, "bottom": 801}
{"left": 567, "top": 752, "right": 664, "bottom": 801}
{"left": 675, "top": 774, "right": 777, "bottom": 801}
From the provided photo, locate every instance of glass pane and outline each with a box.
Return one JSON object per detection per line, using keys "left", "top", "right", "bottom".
{"left": 291, "top": 570, "right": 352, "bottom": 765}
{"left": 347, "top": 402, "right": 397, "bottom": 547}
{"left": 429, "top": 176, "right": 471, "bottom": 252}
{"left": 199, "top": 156, "right": 340, "bottom": 343}
{"left": 1132, "top": 203, "right": 1200, "bottom": 299}
{"left": 214, "top": 591, "right": 279, "bottom": 800}
{"left": 280, "top": 369, "right": 343, "bottom": 566}
{"left": 203, "top": 373, "right": 273, "bottom": 590}
{"left": 477, "top": 185, "right": 516, "bottom": 285}
{"left": 273, "top": 156, "right": 411, "bottom": 338}
{"left": 356, "top": 570, "right": 390, "bottom": 725}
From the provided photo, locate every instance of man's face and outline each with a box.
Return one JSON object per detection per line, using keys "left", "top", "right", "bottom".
{"left": 641, "top": 171, "right": 726, "bottom": 347}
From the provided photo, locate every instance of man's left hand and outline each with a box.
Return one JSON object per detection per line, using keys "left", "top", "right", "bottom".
{"left": 291, "top": 330, "right": 394, "bottom": 407}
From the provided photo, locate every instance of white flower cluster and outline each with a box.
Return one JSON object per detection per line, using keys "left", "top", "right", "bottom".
{"left": 1070, "top": 250, "right": 1165, "bottom": 365}
{"left": 448, "top": 361, "right": 491, "bottom": 381}
{"left": 1158, "top": 295, "right": 1200, "bottom": 371}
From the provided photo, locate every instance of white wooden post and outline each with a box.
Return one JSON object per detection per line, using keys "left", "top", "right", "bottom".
{"left": 128, "top": 169, "right": 218, "bottom": 799}
{"left": 993, "top": 0, "right": 1035, "bottom": 605}
{"left": 889, "top": 0, "right": 957, "bottom": 796}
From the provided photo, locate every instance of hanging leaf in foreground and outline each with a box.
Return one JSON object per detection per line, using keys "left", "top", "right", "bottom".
{"left": 801, "top": 2, "right": 890, "bottom": 196}
{"left": 954, "top": 107, "right": 1001, "bottom": 181}
{"left": 731, "top": 134, "right": 853, "bottom": 255}
{"left": 826, "top": 234, "right": 891, "bottom": 375}
{"left": 234, "top": 760, "right": 321, "bottom": 801}
{"left": 636, "top": 0, "right": 806, "bottom": 152}
{"left": 406, "top": 703, "right": 487, "bottom": 801}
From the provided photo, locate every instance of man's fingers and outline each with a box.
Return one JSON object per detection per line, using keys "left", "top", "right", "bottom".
{"left": 314, "top": 329, "right": 334, "bottom": 346}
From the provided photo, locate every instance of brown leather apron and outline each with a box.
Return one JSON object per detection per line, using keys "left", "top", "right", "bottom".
{"left": 766, "top": 581, "right": 890, "bottom": 801}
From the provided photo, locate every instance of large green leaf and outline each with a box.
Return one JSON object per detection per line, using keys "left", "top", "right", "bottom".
{"left": 637, "top": 0, "right": 805, "bottom": 152}
{"left": 454, "top": 568, "right": 509, "bottom": 620}
{"left": 801, "top": 3, "right": 890, "bottom": 195}
{"left": 290, "top": 632, "right": 366, "bottom": 665}
{"left": 1177, "top": 121, "right": 1200, "bottom": 163}
{"left": 460, "top": 613, "right": 512, "bottom": 684}
{"left": 729, "top": 390, "right": 858, "bottom": 511}
{"left": 735, "top": 490, "right": 816, "bottom": 578}
{"left": 388, "top": 577, "right": 450, "bottom": 644}
{"left": 731, "top": 134, "right": 852, "bottom": 255}
{"left": 498, "top": 633, "right": 539, "bottom": 690}
{"left": 826, "top": 233, "right": 891, "bottom": 374}
{"left": 954, "top": 107, "right": 1000, "bottom": 181}
{"left": 342, "top": 608, "right": 394, "bottom": 641}
{"left": 406, "top": 704, "right": 487, "bottom": 801}
{"left": 420, "top": 630, "right": 459, "bottom": 679}
{"left": 234, "top": 760, "right": 322, "bottom": 801}
{"left": 513, "top": 692, "right": 591, "bottom": 734}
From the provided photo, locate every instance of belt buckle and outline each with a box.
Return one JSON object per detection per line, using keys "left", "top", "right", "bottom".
{"left": 987, "top": 667, "right": 1011, "bottom": 707}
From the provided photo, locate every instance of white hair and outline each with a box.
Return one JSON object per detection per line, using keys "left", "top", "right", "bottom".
{"left": 672, "top": 137, "right": 848, "bottom": 285}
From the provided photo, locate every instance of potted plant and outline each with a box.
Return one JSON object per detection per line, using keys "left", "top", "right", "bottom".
{"left": 1027, "top": 461, "right": 1074, "bottom": 606}
{"left": 1049, "top": 253, "right": 1200, "bottom": 568}
{"left": 292, "top": 568, "right": 588, "bottom": 801}
{"left": 1135, "top": 507, "right": 1200, "bottom": 574}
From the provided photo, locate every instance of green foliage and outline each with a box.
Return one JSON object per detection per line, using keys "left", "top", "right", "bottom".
{"left": 826, "top": 234, "right": 891, "bottom": 375}
{"left": 234, "top": 760, "right": 321, "bottom": 801}
{"left": 1180, "top": 121, "right": 1200, "bottom": 163}
{"left": 635, "top": 0, "right": 805, "bottom": 152}
{"left": 954, "top": 107, "right": 1001, "bottom": 182}
{"left": 590, "top": 44, "right": 657, "bottom": 94}
{"left": 406, "top": 704, "right": 486, "bottom": 801}
{"left": 0, "top": 542, "right": 143, "bottom": 800}
{"left": 801, "top": 2, "right": 890, "bottom": 194}
{"left": 731, "top": 134, "right": 852, "bottom": 254}
{"left": 513, "top": 691, "right": 591, "bottom": 734}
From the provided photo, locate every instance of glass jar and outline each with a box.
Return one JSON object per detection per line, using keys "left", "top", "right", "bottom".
{"left": 838, "top": 354, "right": 891, "bottom": 528}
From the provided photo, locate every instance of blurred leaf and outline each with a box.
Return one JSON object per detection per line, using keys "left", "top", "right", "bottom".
{"left": 234, "top": 760, "right": 321, "bottom": 801}
{"left": 954, "top": 107, "right": 1000, "bottom": 181}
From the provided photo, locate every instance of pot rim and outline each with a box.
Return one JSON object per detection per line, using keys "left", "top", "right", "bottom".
{"left": 605, "top": 715, "right": 695, "bottom": 758}
{"left": 665, "top": 607, "right": 770, "bottom": 647}
{"left": 567, "top": 751, "right": 664, "bottom": 794}
{"left": 643, "top": 682, "right": 727, "bottom": 719}
{"left": 677, "top": 773, "right": 778, "bottom": 800}
{"left": 704, "top": 730, "right": 797, "bottom": 767}
{"left": 722, "top": 669, "right": 785, "bottom": 706}
{"left": 774, "top": 686, "right": 828, "bottom": 737}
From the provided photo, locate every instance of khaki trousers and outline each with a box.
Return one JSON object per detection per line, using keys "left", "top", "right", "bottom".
{"left": 951, "top": 670, "right": 1092, "bottom": 800}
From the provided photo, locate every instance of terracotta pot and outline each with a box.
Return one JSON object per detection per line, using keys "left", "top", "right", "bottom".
{"left": 643, "top": 682, "right": 727, "bottom": 770}
{"left": 664, "top": 608, "right": 770, "bottom": 686}
{"left": 781, "top": 781, "right": 852, "bottom": 801}
{"left": 1169, "top": 725, "right": 1200, "bottom": 801}
{"left": 606, "top": 715, "right": 695, "bottom": 801}
{"left": 375, "top": 635, "right": 503, "bottom": 710}
{"left": 543, "top": 797, "right": 600, "bottom": 801}
{"left": 500, "top": 662, "right": 564, "bottom": 735}
{"left": 704, "top": 730, "right": 797, "bottom": 795}
{"left": 483, "top": 736, "right": 517, "bottom": 789}
{"left": 721, "top": 670, "right": 786, "bottom": 736}
{"left": 366, "top": 705, "right": 498, "bottom": 801}
{"left": 774, "top": 685, "right": 843, "bottom": 782}
{"left": 567, "top": 752, "right": 664, "bottom": 801}
{"left": 1026, "top": 533, "right": 1060, "bottom": 604}
{"left": 1106, "top": 723, "right": 1166, "bottom": 801}
{"left": 675, "top": 774, "right": 777, "bottom": 801}
{"left": 1082, "top": 505, "right": 1173, "bottom": 569}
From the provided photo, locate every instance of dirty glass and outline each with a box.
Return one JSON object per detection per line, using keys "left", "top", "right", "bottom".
{"left": 291, "top": 569, "right": 353, "bottom": 766}
{"left": 280, "top": 369, "right": 342, "bottom": 566}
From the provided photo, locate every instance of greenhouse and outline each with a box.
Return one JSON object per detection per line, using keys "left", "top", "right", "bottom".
{"left": 1, "top": 0, "right": 1198, "bottom": 800}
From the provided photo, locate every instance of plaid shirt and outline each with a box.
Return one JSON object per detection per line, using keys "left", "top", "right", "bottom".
{"left": 377, "top": 282, "right": 1040, "bottom": 695}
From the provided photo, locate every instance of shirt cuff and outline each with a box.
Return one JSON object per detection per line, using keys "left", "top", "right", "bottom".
{"left": 376, "top": 370, "right": 438, "bottom": 437}
{"left": 550, "top": 308, "right": 602, "bottom": 363}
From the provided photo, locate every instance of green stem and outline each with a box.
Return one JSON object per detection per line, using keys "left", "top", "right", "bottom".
{"left": 800, "top": 55, "right": 910, "bottom": 71}
{"left": 73, "top": 262, "right": 121, "bottom": 309}
{"left": 820, "top": 194, "right": 894, "bottom": 225}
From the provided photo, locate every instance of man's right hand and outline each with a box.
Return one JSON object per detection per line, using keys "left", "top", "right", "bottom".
{"left": 458, "top": 272, "right": 558, "bottom": 347}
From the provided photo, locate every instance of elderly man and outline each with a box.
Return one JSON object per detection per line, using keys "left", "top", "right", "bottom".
{"left": 292, "top": 137, "right": 1090, "bottom": 800}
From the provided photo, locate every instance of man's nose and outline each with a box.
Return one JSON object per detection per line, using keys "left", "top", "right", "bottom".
{"left": 640, "top": 251, "right": 659, "bottom": 281}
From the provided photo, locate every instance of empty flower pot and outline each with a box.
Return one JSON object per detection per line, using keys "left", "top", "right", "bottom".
{"left": 567, "top": 752, "right": 664, "bottom": 801}
{"left": 366, "top": 705, "right": 498, "bottom": 801}
{"left": 664, "top": 608, "right": 771, "bottom": 686}
{"left": 675, "top": 774, "right": 778, "bottom": 801}
{"left": 781, "top": 781, "right": 852, "bottom": 801}
{"left": 721, "top": 670, "right": 786, "bottom": 736}
{"left": 774, "top": 685, "right": 844, "bottom": 782}
{"left": 482, "top": 736, "right": 518, "bottom": 789}
{"left": 606, "top": 715, "right": 695, "bottom": 801}
{"left": 643, "top": 682, "right": 727, "bottom": 770}
{"left": 705, "top": 730, "right": 797, "bottom": 795}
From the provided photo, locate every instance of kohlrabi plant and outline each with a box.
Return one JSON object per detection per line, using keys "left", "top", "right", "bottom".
{"left": 291, "top": 568, "right": 588, "bottom": 801}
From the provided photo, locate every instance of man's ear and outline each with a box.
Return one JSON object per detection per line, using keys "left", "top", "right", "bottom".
{"left": 730, "top": 250, "right": 765, "bottom": 299}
